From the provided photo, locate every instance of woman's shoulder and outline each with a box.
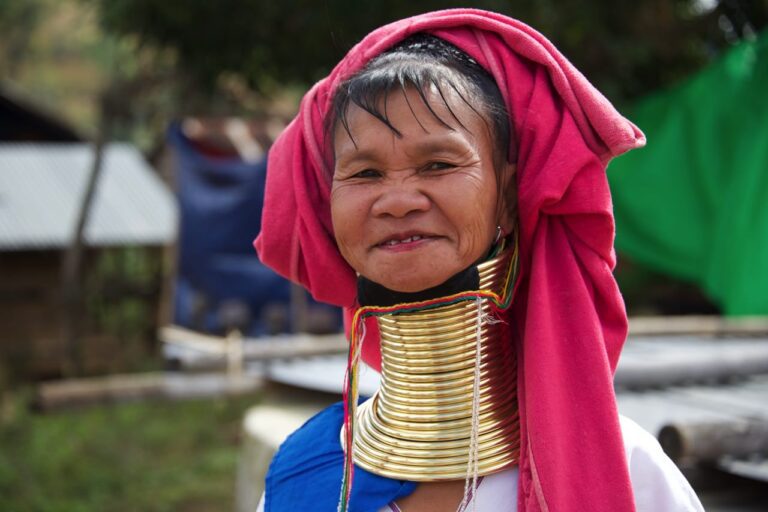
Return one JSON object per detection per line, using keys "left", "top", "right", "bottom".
{"left": 619, "top": 415, "right": 704, "bottom": 512}
{"left": 271, "top": 401, "right": 346, "bottom": 462}
{"left": 265, "top": 401, "right": 415, "bottom": 512}
{"left": 262, "top": 403, "right": 347, "bottom": 511}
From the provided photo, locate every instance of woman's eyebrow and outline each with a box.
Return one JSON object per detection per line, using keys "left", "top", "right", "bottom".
{"left": 335, "top": 148, "right": 380, "bottom": 168}
{"left": 408, "top": 136, "right": 473, "bottom": 157}
{"left": 417, "top": 139, "right": 467, "bottom": 153}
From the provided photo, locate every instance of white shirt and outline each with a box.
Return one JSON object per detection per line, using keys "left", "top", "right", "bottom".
{"left": 256, "top": 415, "right": 704, "bottom": 512}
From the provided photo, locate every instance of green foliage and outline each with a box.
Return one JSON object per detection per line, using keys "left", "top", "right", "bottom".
{"left": 0, "top": 0, "right": 46, "bottom": 74}
{"left": 93, "top": 0, "right": 767, "bottom": 102}
{"left": 0, "top": 392, "right": 260, "bottom": 512}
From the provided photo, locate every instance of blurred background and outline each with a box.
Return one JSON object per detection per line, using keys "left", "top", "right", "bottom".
{"left": 1, "top": 1, "right": 767, "bottom": 511}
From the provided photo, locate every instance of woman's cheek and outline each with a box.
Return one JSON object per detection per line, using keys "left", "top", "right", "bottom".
{"left": 331, "top": 187, "right": 369, "bottom": 267}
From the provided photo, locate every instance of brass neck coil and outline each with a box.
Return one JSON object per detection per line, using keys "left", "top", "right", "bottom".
{"left": 352, "top": 245, "right": 520, "bottom": 481}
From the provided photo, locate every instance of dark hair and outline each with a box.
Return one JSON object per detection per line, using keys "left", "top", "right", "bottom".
{"left": 329, "top": 33, "right": 516, "bottom": 171}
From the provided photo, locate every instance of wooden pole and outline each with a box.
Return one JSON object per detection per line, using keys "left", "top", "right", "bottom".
{"left": 289, "top": 283, "right": 308, "bottom": 333}
{"left": 34, "top": 372, "right": 263, "bottom": 411}
{"left": 628, "top": 315, "right": 768, "bottom": 336}
{"left": 659, "top": 419, "right": 768, "bottom": 464}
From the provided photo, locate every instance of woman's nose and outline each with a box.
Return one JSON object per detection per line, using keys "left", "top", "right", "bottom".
{"left": 371, "top": 184, "right": 431, "bottom": 218}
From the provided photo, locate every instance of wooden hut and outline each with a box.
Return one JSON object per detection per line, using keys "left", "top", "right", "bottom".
{"left": 0, "top": 89, "right": 178, "bottom": 379}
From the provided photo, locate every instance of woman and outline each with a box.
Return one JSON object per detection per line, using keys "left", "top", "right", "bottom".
{"left": 255, "top": 9, "right": 704, "bottom": 512}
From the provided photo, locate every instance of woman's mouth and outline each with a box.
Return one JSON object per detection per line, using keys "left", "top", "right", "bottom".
{"left": 376, "top": 233, "right": 437, "bottom": 251}
{"left": 381, "top": 234, "right": 424, "bottom": 246}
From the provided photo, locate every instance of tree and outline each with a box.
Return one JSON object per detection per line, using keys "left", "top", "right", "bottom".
{"left": 92, "top": 0, "right": 767, "bottom": 104}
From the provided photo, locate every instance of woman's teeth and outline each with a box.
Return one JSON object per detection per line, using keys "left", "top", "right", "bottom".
{"left": 385, "top": 235, "right": 423, "bottom": 246}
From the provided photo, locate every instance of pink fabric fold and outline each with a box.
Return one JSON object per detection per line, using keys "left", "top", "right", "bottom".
{"left": 255, "top": 8, "right": 644, "bottom": 511}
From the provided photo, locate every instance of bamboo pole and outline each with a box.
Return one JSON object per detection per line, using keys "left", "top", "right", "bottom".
{"left": 159, "top": 325, "right": 347, "bottom": 361}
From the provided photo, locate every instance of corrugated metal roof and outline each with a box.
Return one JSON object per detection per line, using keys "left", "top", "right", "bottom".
{"left": 0, "top": 143, "right": 178, "bottom": 250}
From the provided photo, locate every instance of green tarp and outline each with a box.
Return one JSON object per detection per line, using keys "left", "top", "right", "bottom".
{"left": 608, "top": 30, "right": 768, "bottom": 315}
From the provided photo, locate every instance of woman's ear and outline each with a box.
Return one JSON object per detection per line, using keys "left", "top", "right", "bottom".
{"left": 498, "top": 162, "right": 518, "bottom": 234}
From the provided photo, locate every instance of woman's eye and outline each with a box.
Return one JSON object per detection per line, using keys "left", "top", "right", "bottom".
{"left": 351, "top": 168, "right": 381, "bottom": 179}
{"left": 423, "top": 161, "right": 455, "bottom": 172}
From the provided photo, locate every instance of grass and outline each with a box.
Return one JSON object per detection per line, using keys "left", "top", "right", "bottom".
{"left": 0, "top": 390, "right": 262, "bottom": 512}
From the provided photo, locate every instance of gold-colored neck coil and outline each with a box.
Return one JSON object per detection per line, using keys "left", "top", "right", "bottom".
{"left": 352, "top": 245, "right": 520, "bottom": 481}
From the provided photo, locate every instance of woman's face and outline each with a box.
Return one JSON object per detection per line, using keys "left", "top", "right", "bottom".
{"left": 331, "top": 86, "right": 514, "bottom": 293}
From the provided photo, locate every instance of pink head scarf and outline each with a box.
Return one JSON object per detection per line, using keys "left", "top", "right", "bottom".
{"left": 255, "top": 8, "right": 644, "bottom": 511}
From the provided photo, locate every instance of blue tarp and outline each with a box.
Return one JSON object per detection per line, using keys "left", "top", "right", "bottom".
{"left": 168, "top": 122, "right": 337, "bottom": 335}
